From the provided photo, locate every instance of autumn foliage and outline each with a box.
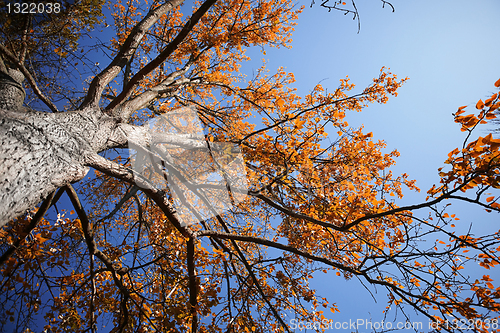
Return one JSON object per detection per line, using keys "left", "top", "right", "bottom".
{"left": 0, "top": 0, "right": 499, "bottom": 332}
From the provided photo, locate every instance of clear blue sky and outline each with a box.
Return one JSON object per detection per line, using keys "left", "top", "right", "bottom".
{"left": 244, "top": 0, "right": 500, "bottom": 329}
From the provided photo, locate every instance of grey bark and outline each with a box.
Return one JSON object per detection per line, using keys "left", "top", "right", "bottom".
{"left": 0, "top": 69, "right": 125, "bottom": 226}
{"left": 0, "top": 0, "right": 214, "bottom": 227}
{"left": 0, "top": 70, "right": 202, "bottom": 227}
{"left": 0, "top": 69, "right": 26, "bottom": 111}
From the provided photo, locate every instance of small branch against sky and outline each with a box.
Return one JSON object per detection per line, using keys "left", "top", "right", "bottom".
{"left": 309, "top": 0, "right": 395, "bottom": 32}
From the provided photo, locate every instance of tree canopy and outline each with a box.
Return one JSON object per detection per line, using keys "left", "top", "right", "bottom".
{"left": 0, "top": 0, "right": 499, "bottom": 332}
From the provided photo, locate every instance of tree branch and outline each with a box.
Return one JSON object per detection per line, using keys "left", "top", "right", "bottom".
{"left": 105, "top": 0, "right": 219, "bottom": 115}
{"left": 195, "top": 230, "right": 360, "bottom": 274}
{"left": 116, "top": 64, "right": 194, "bottom": 120}
{"left": 79, "top": 0, "right": 185, "bottom": 111}
{"left": 187, "top": 238, "right": 198, "bottom": 333}
{"left": 84, "top": 153, "right": 193, "bottom": 238}
{"left": 64, "top": 183, "right": 132, "bottom": 332}
{"left": 0, "top": 44, "right": 59, "bottom": 112}
{"left": 0, "top": 53, "right": 8, "bottom": 75}
{"left": 0, "top": 189, "right": 59, "bottom": 265}
{"left": 250, "top": 179, "right": 471, "bottom": 234}
{"left": 19, "top": 14, "right": 31, "bottom": 64}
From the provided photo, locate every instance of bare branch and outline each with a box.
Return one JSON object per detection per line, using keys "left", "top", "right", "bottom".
{"left": 19, "top": 14, "right": 31, "bottom": 64}
{"left": 84, "top": 153, "right": 193, "bottom": 238}
{"left": 195, "top": 230, "right": 360, "bottom": 274}
{"left": 381, "top": 0, "right": 395, "bottom": 12}
{"left": 187, "top": 238, "right": 198, "bottom": 333}
{"left": 65, "top": 185, "right": 132, "bottom": 302}
{"left": 105, "top": 0, "right": 219, "bottom": 116}
{"left": 0, "top": 44, "right": 59, "bottom": 112}
{"left": 117, "top": 64, "right": 194, "bottom": 120}
{"left": 79, "top": 0, "right": 185, "bottom": 111}
{"left": 249, "top": 177, "right": 472, "bottom": 234}
{"left": 0, "top": 54, "right": 9, "bottom": 76}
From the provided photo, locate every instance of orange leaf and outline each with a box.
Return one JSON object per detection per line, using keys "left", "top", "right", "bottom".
{"left": 476, "top": 99, "right": 485, "bottom": 109}
{"left": 486, "top": 112, "right": 497, "bottom": 120}
{"left": 294, "top": 119, "right": 306, "bottom": 129}
{"left": 485, "top": 93, "right": 498, "bottom": 106}
{"left": 486, "top": 196, "right": 494, "bottom": 203}
{"left": 35, "top": 234, "right": 49, "bottom": 244}
{"left": 481, "top": 133, "right": 492, "bottom": 144}
{"left": 495, "top": 78, "right": 500, "bottom": 88}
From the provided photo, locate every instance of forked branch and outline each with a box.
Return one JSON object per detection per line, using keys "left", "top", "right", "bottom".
{"left": 79, "top": 0, "right": 185, "bottom": 111}
{"left": 105, "top": 0, "right": 219, "bottom": 117}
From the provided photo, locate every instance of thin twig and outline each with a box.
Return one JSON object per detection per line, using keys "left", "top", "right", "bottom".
{"left": 0, "top": 44, "right": 59, "bottom": 112}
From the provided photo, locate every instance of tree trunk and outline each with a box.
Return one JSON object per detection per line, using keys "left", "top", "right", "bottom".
{"left": 0, "top": 69, "right": 121, "bottom": 227}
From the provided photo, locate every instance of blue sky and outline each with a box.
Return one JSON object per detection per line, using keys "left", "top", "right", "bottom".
{"left": 243, "top": 0, "right": 500, "bottom": 330}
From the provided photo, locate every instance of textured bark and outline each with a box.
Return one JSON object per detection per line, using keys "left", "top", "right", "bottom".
{"left": 0, "top": 71, "right": 203, "bottom": 227}
{"left": 0, "top": 69, "right": 25, "bottom": 111}
{"left": 0, "top": 70, "right": 124, "bottom": 226}
{"left": 0, "top": 107, "right": 122, "bottom": 225}
{"left": 0, "top": 0, "right": 218, "bottom": 228}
